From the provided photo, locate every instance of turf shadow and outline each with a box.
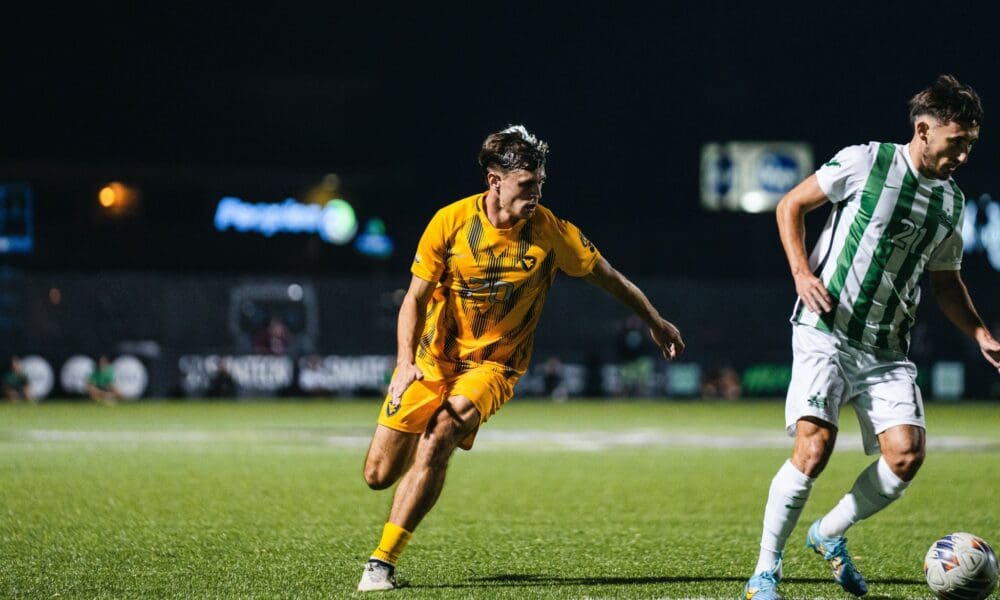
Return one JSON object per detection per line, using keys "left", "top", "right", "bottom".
{"left": 416, "top": 573, "right": 926, "bottom": 589}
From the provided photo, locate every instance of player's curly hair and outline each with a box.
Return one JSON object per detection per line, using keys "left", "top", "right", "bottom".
{"left": 478, "top": 125, "right": 549, "bottom": 174}
{"left": 909, "top": 74, "right": 983, "bottom": 127}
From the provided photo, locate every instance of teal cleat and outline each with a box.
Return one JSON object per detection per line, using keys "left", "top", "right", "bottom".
{"left": 806, "top": 520, "right": 869, "bottom": 596}
{"left": 743, "top": 558, "right": 783, "bottom": 600}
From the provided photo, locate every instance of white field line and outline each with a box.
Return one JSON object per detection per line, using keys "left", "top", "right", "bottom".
{"left": 3, "top": 428, "right": 997, "bottom": 452}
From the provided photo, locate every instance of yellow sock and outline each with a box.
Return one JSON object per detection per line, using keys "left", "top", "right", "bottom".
{"left": 370, "top": 522, "right": 412, "bottom": 566}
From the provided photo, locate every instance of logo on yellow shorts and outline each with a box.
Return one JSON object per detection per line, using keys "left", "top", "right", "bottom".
{"left": 386, "top": 399, "right": 401, "bottom": 417}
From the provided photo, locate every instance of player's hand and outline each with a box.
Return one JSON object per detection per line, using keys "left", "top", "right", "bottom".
{"left": 388, "top": 362, "right": 424, "bottom": 408}
{"left": 794, "top": 271, "right": 833, "bottom": 314}
{"left": 649, "top": 318, "right": 685, "bottom": 360}
{"left": 976, "top": 333, "right": 1000, "bottom": 372}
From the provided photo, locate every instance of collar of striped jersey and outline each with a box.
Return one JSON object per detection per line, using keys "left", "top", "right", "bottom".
{"left": 902, "top": 142, "right": 952, "bottom": 183}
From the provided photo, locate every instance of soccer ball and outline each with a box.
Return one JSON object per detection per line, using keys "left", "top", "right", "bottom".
{"left": 924, "top": 532, "right": 998, "bottom": 600}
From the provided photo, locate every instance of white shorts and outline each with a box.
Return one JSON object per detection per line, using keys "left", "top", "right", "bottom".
{"left": 785, "top": 324, "right": 925, "bottom": 455}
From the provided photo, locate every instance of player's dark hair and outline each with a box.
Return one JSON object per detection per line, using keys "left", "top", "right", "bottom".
{"left": 478, "top": 125, "right": 549, "bottom": 174}
{"left": 909, "top": 74, "right": 983, "bottom": 127}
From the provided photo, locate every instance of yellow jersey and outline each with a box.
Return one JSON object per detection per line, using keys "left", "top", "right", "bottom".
{"left": 411, "top": 192, "right": 602, "bottom": 380}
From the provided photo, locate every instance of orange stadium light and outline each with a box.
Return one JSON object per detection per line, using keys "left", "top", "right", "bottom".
{"left": 98, "top": 182, "right": 140, "bottom": 216}
{"left": 98, "top": 184, "right": 118, "bottom": 208}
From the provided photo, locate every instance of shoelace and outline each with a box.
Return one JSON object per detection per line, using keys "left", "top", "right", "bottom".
{"left": 825, "top": 538, "right": 861, "bottom": 581}
{"left": 754, "top": 570, "right": 779, "bottom": 589}
{"left": 825, "top": 537, "right": 852, "bottom": 561}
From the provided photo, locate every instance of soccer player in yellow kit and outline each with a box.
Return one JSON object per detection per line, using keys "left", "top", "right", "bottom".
{"left": 357, "top": 124, "right": 685, "bottom": 591}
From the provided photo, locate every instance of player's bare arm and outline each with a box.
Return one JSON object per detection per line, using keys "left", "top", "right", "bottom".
{"left": 583, "top": 257, "right": 685, "bottom": 359}
{"left": 388, "top": 275, "right": 436, "bottom": 402}
{"left": 776, "top": 174, "right": 834, "bottom": 314}
{"left": 929, "top": 269, "right": 1000, "bottom": 369}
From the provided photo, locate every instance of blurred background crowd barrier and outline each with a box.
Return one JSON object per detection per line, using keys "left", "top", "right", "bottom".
{"left": 2, "top": 270, "right": 994, "bottom": 401}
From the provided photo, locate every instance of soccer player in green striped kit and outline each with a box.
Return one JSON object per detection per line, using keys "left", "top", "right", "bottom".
{"left": 744, "top": 75, "right": 1000, "bottom": 600}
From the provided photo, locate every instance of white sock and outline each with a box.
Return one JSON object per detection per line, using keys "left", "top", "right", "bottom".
{"left": 755, "top": 460, "right": 814, "bottom": 575}
{"left": 818, "top": 456, "right": 909, "bottom": 538}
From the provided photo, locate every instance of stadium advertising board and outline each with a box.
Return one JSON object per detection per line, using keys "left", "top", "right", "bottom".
{"left": 700, "top": 141, "right": 813, "bottom": 212}
{"left": 214, "top": 196, "right": 358, "bottom": 244}
{"left": 179, "top": 355, "right": 294, "bottom": 395}
{"left": 51, "top": 355, "right": 150, "bottom": 400}
{"left": 5, "top": 354, "right": 973, "bottom": 401}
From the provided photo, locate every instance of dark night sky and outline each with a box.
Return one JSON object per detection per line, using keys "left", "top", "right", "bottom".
{"left": 3, "top": 2, "right": 999, "bottom": 278}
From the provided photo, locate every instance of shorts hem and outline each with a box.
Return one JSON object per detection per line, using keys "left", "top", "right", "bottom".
{"left": 873, "top": 418, "right": 926, "bottom": 437}
{"left": 785, "top": 410, "right": 838, "bottom": 437}
{"left": 861, "top": 418, "right": 925, "bottom": 455}
{"left": 376, "top": 417, "right": 425, "bottom": 435}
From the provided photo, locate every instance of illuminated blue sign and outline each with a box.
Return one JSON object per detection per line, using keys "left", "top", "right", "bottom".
{"left": 709, "top": 153, "right": 733, "bottom": 196}
{"left": 214, "top": 196, "right": 358, "bottom": 244}
{"left": 757, "top": 152, "right": 800, "bottom": 194}
{"left": 963, "top": 194, "right": 1000, "bottom": 271}
{"left": 0, "top": 183, "right": 33, "bottom": 254}
{"left": 355, "top": 218, "right": 394, "bottom": 259}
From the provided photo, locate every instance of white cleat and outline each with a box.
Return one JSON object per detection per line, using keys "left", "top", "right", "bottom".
{"left": 357, "top": 559, "right": 397, "bottom": 592}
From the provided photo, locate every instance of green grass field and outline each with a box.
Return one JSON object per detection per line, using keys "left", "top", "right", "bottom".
{"left": 1, "top": 399, "right": 998, "bottom": 599}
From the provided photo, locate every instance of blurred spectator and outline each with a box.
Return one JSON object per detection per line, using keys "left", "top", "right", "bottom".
{"left": 717, "top": 367, "right": 743, "bottom": 399}
{"left": 988, "top": 319, "right": 1000, "bottom": 398}
{"left": 583, "top": 352, "right": 604, "bottom": 398}
{"left": 701, "top": 366, "right": 743, "bottom": 400}
{"left": 298, "top": 354, "right": 334, "bottom": 397}
{"left": 208, "top": 358, "right": 236, "bottom": 398}
{"left": 254, "top": 316, "right": 292, "bottom": 355}
{"left": 87, "top": 355, "right": 121, "bottom": 405}
{"left": 3, "top": 356, "right": 32, "bottom": 403}
{"left": 617, "top": 315, "right": 655, "bottom": 396}
{"left": 542, "top": 356, "right": 567, "bottom": 400}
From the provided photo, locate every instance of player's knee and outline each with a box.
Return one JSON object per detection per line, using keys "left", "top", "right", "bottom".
{"left": 364, "top": 472, "right": 393, "bottom": 491}
{"left": 792, "top": 418, "right": 836, "bottom": 476}
{"left": 793, "top": 439, "right": 834, "bottom": 477}
{"left": 363, "top": 461, "right": 397, "bottom": 490}
{"left": 885, "top": 447, "right": 925, "bottom": 481}
{"left": 793, "top": 440, "right": 834, "bottom": 477}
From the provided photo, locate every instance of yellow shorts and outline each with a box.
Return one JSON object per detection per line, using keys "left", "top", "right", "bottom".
{"left": 377, "top": 363, "right": 516, "bottom": 450}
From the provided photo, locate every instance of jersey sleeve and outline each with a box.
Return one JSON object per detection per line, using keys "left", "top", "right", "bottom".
{"left": 814, "top": 143, "right": 876, "bottom": 204}
{"left": 410, "top": 209, "right": 449, "bottom": 282}
{"left": 550, "top": 216, "right": 602, "bottom": 277}
{"left": 927, "top": 228, "right": 964, "bottom": 271}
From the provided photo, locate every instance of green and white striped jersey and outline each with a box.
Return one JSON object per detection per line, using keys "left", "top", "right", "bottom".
{"left": 792, "top": 142, "right": 965, "bottom": 356}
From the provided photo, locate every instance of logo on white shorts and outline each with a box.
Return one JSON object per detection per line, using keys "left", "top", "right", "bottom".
{"left": 807, "top": 394, "right": 828, "bottom": 409}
